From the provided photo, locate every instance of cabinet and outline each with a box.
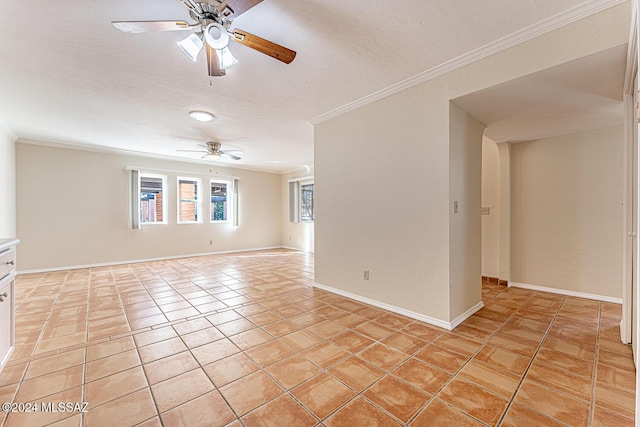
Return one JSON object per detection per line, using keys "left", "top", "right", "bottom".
{"left": 0, "top": 239, "right": 18, "bottom": 373}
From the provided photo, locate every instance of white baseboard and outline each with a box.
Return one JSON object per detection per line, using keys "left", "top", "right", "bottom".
{"left": 17, "top": 246, "right": 288, "bottom": 275}
{"left": 314, "top": 282, "right": 483, "bottom": 331}
{"left": 450, "top": 301, "right": 485, "bottom": 329}
{"left": 509, "top": 281, "right": 623, "bottom": 304}
{"left": 281, "top": 245, "right": 314, "bottom": 253}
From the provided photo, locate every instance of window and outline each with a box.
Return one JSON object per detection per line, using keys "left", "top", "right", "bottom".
{"left": 210, "top": 179, "right": 232, "bottom": 222}
{"left": 139, "top": 173, "right": 166, "bottom": 224}
{"left": 178, "top": 177, "right": 201, "bottom": 223}
{"left": 300, "top": 181, "right": 314, "bottom": 222}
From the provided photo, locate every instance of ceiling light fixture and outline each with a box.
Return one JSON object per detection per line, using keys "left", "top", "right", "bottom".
{"left": 204, "top": 23, "right": 230, "bottom": 49}
{"left": 188, "top": 110, "right": 215, "bottom": 122}
{"left": 177, "top": 33, "right": 204, "bottom": 62}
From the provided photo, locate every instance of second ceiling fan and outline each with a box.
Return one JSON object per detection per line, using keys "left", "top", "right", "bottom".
{"left": 112, "top": 0, "right": 296, "bottom": 77}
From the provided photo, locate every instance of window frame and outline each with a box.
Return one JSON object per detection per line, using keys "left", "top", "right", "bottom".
{"left": 139, "top": 172, "right": 167, "bottom": 225}
{"left": 177, "top": 176, "right": 202, "bottom": 224}
{"left": 210, "top": 179, "right": 233, "bottom": 223}
{"left": 299, "top": 179, "right": 314, "bottom": 223}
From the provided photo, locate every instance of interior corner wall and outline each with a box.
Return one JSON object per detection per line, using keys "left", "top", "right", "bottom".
{"left": 449, "top": 103, "right": 485, "bottom": 320}
{"left": 0, "top": 126, "right": 16, "bottom": 238}
{"left": 481, "top": 137, "right": 501, "bottom": 278}
{"left": 314, "top": 3, "right": 630, "bottom": 325}
{"left": 511, "top": 125, "right": 624, "bottom": 298}
{"left": 281, "top": 169, "right": 315, "bottom": 252}
{"left": 16, "top": 142, "right": 282, "bottom": 271}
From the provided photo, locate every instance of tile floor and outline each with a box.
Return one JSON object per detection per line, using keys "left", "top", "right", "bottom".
{"left": 0, "top": 249, "right": 636, "bottom": 426}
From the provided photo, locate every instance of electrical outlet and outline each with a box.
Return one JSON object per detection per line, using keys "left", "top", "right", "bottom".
{"left": 363, "top": 270, "right": 370, "bottom": 280}
{"left": 209, "top": 240, "right": 213, "bottom": 245}
{"left": 481, "top": 206, "right": 490, "bottom": 215}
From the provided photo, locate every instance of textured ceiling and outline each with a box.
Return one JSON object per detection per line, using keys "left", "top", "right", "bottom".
{"left": 0, "top": 0, "right": 619, "bottom": 172}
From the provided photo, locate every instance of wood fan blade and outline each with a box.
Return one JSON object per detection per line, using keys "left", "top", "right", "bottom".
{"left": 231, "top": 29, "right": 296, "bottom": 64}
{"left": 111, "top": 21, "right": 191, "bottom": 33}
{"left": 206, "top": 44, "right": 226, "bottom": 77}
{"left": 216, "top": 0, "right": 263, "bottom": 18}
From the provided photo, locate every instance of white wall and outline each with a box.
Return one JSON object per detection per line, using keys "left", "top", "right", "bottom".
{"left": 0, "top": 125, "right": 16, "bottom": 238}
{"left": 314, "top": 4, "right": 630, "bottom": 325}
{"left": 481, "top": 137, "right": 501, "bottom": 278}
{"left": 449, "top": 103, "right": 485, "bottom": 320}
{"left": 511, "top": 126, "right": 624, "bottom": 298}
{"left": 281, "top": 169, "right": 315, "bottom": 252}
{"left": 16, "top": 142, "right": 282, "bottom": 271}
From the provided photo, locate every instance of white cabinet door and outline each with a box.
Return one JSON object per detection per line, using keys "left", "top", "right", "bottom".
{"left": 0, "top": 274, "right": 14, "bottom": 371}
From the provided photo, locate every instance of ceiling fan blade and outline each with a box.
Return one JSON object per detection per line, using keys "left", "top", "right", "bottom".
{"left": 111, "top": 21, "right": 191, "bottom": 33}
{"left": 206, "top": 44, "right": 226, "bottom": 77}
{"left": 177, "top": 149, "right": 208, "bottom": 153}
{"left": 221, "top": 153, "right": 242, "bottom": 160}
{"left": 231, "top": 29, "right": 296, "bottom": 64}
{"left": 216, "top": 0, "right": 263, "bottom": 18}
{"left": 220, "top": 149, "right": 245, "bottom": 155}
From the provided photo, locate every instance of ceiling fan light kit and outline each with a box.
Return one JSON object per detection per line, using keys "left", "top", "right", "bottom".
{"left": 112, "top": 0, "right": 296, "bottom": 77}
{"left": 204, "top": 23, "right": 229, "bottom": 49}
{"left": 177, "top": 33, "right": 204, "bottom": 62}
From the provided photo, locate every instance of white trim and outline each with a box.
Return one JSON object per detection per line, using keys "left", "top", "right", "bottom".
{"left": 126, "top": 165, "right": 241, "bottom": 181}
{"left": 281, "top": 245, "right": 314, "bottom": 253}
{"left": 287, "top": 175, "right": 314, "bottom": 183}
{"left": 16, "top": 246, "right": 284, "bottom": 275}
{"left": 309, "top": 0, "right": 628, "bottom": 125}
{"left": 450, "top": 301, "right": 485, "bottom": 329}
{"left": 0, "top": 119, "right": 17, "bottom": 142}
{"left": 16, "top": 138, "right": 280, "bottom": 175}
{"left": 509, "top": 281, "right": 623, "bottom": 304}
{"left": 314, "top": 281, "right": 455, "bottom": 330}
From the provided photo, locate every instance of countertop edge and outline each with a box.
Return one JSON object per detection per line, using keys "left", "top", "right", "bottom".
{"left": 0, "top": 239, "right": 20, "bottom": 253}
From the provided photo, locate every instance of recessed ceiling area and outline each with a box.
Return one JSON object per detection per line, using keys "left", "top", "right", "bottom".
{"left": 453, "top": 44, "right": 627, "bottom": 143}
{"left": 0, "top": 0, "right": 626, "bottom": 171}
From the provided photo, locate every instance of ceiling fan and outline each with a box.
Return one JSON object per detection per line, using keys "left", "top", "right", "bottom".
{"left": 112, "top": 0, "right": 296, "bottom": 77}
{"left": 178, "top": 141, "right": 244, "bottom": 160}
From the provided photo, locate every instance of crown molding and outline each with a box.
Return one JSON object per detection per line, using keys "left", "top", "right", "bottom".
{"left": 310, "top": 0, "right": 628, "bottom": 125}
{"left": 0, "top": 119, "right": 17, "bottom": 142}
{"left": 16, "top": 137, "right": 285, "bottom": 175}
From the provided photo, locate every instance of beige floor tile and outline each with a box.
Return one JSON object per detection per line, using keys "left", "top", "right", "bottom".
{"left": 180, "top": 327, "right": 226, "bottom": 349}
{"left": 514, "top": 379, "right": 590, "bottom": 427}
{"left": 414, "top": 345, "right": 469, "bottom": 373}
{"left": 161, "top": 390, "right": 235, "bottom": 427}
{"left": 143, "top": 350, "right": 200, "bottom": 385}
{"left": 221, "top": 371, "right": 283, "bottom": 416}
{"left": 292, "top": 373, "right": 355, "bottom": 419}
{"left": 16, "top": 364, "right": 84, "bottom": 402}
{"left": 151, "top": 368, "right": 215, "bottom": 413}
{"left": 411, "top": 398, "right": 484, "bottom": 427}
{"left": 242, "top": 394, "right": 317, "bottom": 427}
{"left": 84, "top": 387, "right": 157, "bottom": 427}
{"left": 501, "top": 402, "right": 567, "bottom": 427}
{"left": 438, "top": 377, "right": 508, "bottom": 425}
{"left": 7, "top": 252, "right": 636, "bottom": 427}
{"left": 325, "top": 397, "right": 401, "bottom": 427}
{"left": 329, "top": 356, "right": 385, "bottom": 392}
{"left": 203, "top": 352, "right": 260, "bottom": 387}
{"left": 24, "top": 349, "right": 85, "bottom": 380}
{"left": 85, "top": 348, "right": 141, "bottom": 382}
{"left": 266, "top": 354, "right": 321, "bottom": 389}
{"left": 364, "top": 375, "right": 430, "bottom": 423}
{"left": 85, "top": 365, "right": 148, "bottom": 407}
